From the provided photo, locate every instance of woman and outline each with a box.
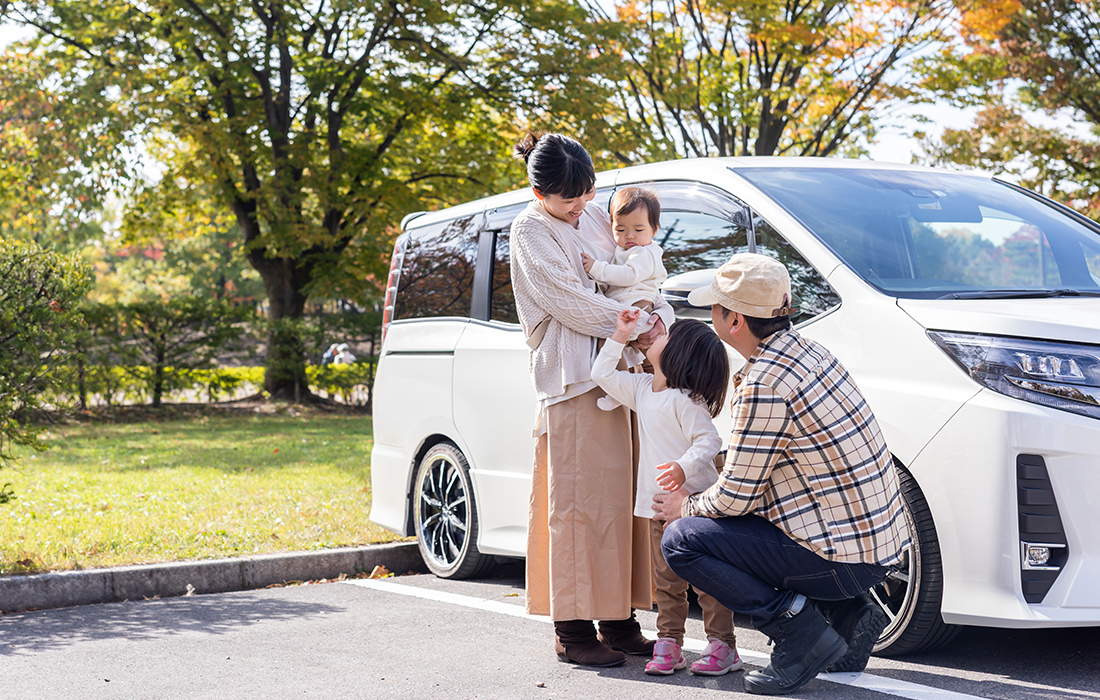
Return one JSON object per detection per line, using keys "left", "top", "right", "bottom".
{"left": 510, "top": 133, "right": 675, "bottom": 667}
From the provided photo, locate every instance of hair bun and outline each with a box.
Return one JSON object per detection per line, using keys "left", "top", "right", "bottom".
{"left": 513, "top": 133, "right": 540, "bottom": 163}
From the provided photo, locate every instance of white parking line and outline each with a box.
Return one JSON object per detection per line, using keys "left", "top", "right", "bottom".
{"left": 347, "top": 578, "right": 988, "bottom": 700}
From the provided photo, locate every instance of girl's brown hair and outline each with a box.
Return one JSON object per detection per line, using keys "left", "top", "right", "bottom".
{"left": 611, "top": 187, "right": 661, "bottom": 231}
{"left": 659, "top": 319, "right": 729, "bottom": 418}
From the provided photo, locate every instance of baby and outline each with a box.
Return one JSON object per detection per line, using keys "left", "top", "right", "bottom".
{"left": 581, "top": 186, "right": 668, "bottom": 410}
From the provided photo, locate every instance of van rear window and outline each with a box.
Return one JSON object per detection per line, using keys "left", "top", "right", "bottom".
{"left": 394, "top": 216, "right": 481, "bottom": 320}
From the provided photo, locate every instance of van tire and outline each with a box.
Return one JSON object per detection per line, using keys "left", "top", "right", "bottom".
{"left": 872, "top": 466, "right": 962, "bottom": 656}
{"left": 413, "top": 443, "right": 495, "bottom": 579}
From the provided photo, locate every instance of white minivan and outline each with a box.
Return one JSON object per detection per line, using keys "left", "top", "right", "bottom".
{"left": 370, "top": 157, "right": 1100, "bottom": 656}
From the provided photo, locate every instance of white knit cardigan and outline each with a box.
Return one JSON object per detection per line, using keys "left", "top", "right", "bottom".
{"left": 510, "top": 199, "right": 673, "bottom": 401}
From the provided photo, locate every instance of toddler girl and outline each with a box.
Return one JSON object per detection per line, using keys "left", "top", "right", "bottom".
{"left": 591, "top": 310, "right": 741, "bottom": 677}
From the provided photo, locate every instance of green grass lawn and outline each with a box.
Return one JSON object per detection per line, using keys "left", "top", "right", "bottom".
{"left": 0, "top": 409, "right": 403, "bottom": 575}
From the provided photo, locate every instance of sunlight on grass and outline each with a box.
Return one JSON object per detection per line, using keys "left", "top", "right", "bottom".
{"left": 0, "top": 412, "right": 403, "bottom": 575}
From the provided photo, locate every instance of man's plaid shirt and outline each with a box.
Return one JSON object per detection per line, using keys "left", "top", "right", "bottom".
{"left": 683, "top": 328, "right": 911, "bottom": 567}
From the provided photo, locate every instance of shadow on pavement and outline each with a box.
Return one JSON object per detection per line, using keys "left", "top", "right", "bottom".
{"left": 0, "top": 591, "right": 344, "bottom": 657}
{"left": 863, "top": 625, "right": 1100, "bottom": 699}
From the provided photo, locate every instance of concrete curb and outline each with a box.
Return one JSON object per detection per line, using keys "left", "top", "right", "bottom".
{"left": 0, "top": 541, "right": 426, "bottom": 614}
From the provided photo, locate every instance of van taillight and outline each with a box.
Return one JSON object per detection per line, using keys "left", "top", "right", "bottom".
{"left": 381, "top": 238, "right": 405, "bottom": 343}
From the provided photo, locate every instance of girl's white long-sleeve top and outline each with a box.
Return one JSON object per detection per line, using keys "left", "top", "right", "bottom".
{"left": 592, "top": 338, "right": 723, "bottom": 519}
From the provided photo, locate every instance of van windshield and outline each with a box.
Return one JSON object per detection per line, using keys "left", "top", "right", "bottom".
{"left": 735, "top": 167, "right": 1100, "bottom": 299}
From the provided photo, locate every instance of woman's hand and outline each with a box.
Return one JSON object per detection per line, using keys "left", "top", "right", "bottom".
{"left": 656, "top": 461, "right": 687, "bottom": 491}
{"left": 580, "top": 252, "right": 595, "bottom": 274}
{"left": 610, "top": 308, "right": 640, "bottom": 344}
{"left": 629, "top": 315, "right": 666, "bottom": 351}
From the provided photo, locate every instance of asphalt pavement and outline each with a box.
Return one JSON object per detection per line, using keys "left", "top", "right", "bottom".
{"left": 3, "top": 556, "right": 1100, "bottom": 700}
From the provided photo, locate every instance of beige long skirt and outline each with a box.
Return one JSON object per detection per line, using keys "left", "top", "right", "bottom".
{"left": 525, "top": 386, "right": 654, "bottom": 621}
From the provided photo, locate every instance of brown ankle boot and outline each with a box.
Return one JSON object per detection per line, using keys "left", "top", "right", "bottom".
{"left": 554, "top": 619, "right": 627, "bottom": 667}
{"left": 598, "top": 612, "right": 656, "bottom": 656}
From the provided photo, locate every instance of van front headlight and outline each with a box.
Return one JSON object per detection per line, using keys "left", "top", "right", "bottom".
{"left": 928, "top": 331, "right": 1100, "bottom": 420}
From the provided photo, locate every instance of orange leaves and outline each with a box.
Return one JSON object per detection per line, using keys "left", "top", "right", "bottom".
{"left": 958, "top": 0, "right": 1024, "bottom": 41}
{"left": 616, "top": 0, "right": 643, "bottom": 23}
{"left": 367, "top": 564, "right": 392, "bottom": 579}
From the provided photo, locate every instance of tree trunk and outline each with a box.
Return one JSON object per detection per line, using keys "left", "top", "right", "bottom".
{"left": 153, "top": 345, "right": 165, "bottom": 407}
{"left": 365, "top": 330, "right": 377, "bottom": 414}
{"left": 253, "top": 256, "right": 312, "bottom": 402}
{"left": 76, "top": 352, "right": 87, "bottom": 411}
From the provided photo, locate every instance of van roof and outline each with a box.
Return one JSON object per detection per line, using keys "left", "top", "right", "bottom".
{"left": 400, "top": 156, "right": 989, "bottom": 232}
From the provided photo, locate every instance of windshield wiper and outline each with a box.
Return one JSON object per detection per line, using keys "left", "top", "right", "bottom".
{"left": 937, "top": 289, "right": 1100, "bottom": 300}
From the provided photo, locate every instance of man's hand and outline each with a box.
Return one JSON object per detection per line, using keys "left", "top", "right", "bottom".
{"left": 581, "top": 252, "right": 595, "bottom": 274}
{"left": 629, "top": 315, "right": 665, "bottom": 351}
{"left": 653, "top": 488, "right": 690, "bottom": 523}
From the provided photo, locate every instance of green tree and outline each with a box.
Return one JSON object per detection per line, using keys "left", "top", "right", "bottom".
{"left": 2, "top": 0, "right": 580, "bottom": 400}
{"left": 0, "top": 238, "right": 93, "bottom": 474}
{"left": 0, "top": 46, "right": 124, "bottom": 251}
{"left": 589, "top": 0, "right": 955, "bottom": 159}
{"left": 921, "top": 100, "right": 1100, "bottom": 216}
{"left": 918, "top": 0, "right": 1100, "bottom": 216}
{"left": 107, "top": 137, "right": 267, "bottom": 305}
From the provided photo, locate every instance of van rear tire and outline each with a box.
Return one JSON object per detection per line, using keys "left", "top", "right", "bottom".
{"left": 413, "top": 443, "right": 495, "bottom": 579}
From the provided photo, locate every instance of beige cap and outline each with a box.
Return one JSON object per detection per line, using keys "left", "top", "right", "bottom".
{"left": 687, "top": 253, "right": 794, "bottom": 318}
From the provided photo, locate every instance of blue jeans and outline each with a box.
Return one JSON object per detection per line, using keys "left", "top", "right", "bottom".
{"left": 662, "top": 515, "right": 888, "bottom": 629}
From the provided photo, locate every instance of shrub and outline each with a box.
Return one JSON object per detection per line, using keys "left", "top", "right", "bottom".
{"left": 0, "top": 238, "right": 93, "bottom": 468}
{"left": 307, "top": 363, "right": 374, "bottom": 406}
{"left": 82, "top": 298, "right": 257, "bottom": 406}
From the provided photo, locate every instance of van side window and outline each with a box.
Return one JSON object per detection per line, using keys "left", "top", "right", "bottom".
{"left": 483, "top": 187, "right": 615, "bottom": 325}
{"left": 659, "top": 211, "right": 751, "bottom": 276}
{"left": 753, "top": 216, "right": 841, "bottom": 321}
{"left": 394, "top": 215, "right": 482, "bottom": 321}
{"left": 648, "top": 182, "right": 752, "bottom": 276}
{"left": 491, "top": 231, "right": 520, "bottom": 323}
{"left": 485, "top": 203, "right": 529, "bottom": 324}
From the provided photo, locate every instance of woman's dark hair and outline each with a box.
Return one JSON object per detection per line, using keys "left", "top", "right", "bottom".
{"left": 513, "top": 132, "right": 596, "bottom": 199}
{"left": 611, "top": 187, "right": 661, "bottom": 230}
{"left": 660, "top": 319, "right": 730, "bottom": 418}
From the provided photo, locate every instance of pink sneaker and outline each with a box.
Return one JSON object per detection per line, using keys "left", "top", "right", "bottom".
{"left": 645, "top": 638, "right": 687, "bottom": 675}
{"left": 689, "top": 638, "right": 742, "bottom": 676}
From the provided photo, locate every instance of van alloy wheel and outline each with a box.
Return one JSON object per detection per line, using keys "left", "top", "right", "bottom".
{"left": 413, "top": 443, "right": 494, "bottom": 579}
{"left": 871, "top": 467, "right": 961, "bottom": 656}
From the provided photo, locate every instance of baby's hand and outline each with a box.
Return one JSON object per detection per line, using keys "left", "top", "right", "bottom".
{"left": 656, "top": 461, "right": 686, "bottom": 491}
{"left": 581, "top": 252, "right": 595, "bottom": 273}
{"left": 610, "top": 308, "right": 640, "bottom": 344}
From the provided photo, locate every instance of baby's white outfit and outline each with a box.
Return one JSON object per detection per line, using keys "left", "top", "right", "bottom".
{"left": 587, "top": 243, "right": 668, "bottom": 410}
{"left": 591, "top": 338, "right": 723, "bottom": 517}
{"left": 587, "top": 243, "right": 667, "bottom": 314}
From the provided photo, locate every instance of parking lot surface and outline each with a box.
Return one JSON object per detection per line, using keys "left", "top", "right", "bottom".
{"left": 3, "top": 561, "right": 1098, "bottom": 699}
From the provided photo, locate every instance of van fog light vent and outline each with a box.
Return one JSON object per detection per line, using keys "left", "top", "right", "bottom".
{"left": 1022, "top": 542, "right": 1066, "bottom": 570}
{"left": 1017, "top": 455, "right": 1069, "bottom": 603}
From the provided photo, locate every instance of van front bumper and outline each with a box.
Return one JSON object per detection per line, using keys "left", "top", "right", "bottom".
{"left": 911, "top": 387, "right": 1100, "bottom": 628}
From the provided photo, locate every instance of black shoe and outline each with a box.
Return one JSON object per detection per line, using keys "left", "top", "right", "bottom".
{"left": 824, "top": 594, "right": 888, "bottom": 673}
{"left": 554, "top": 620, "right": 627, "bottom": 667}
{"left": 598, "top": 611, "right": 656, "bottom": 656}
{"left": 743, "top": 599, "right": 848, "bottom": 695}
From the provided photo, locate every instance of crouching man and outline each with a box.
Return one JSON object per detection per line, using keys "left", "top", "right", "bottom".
{"left": 653, "top": 253, "right": 911, "bottom": 696}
